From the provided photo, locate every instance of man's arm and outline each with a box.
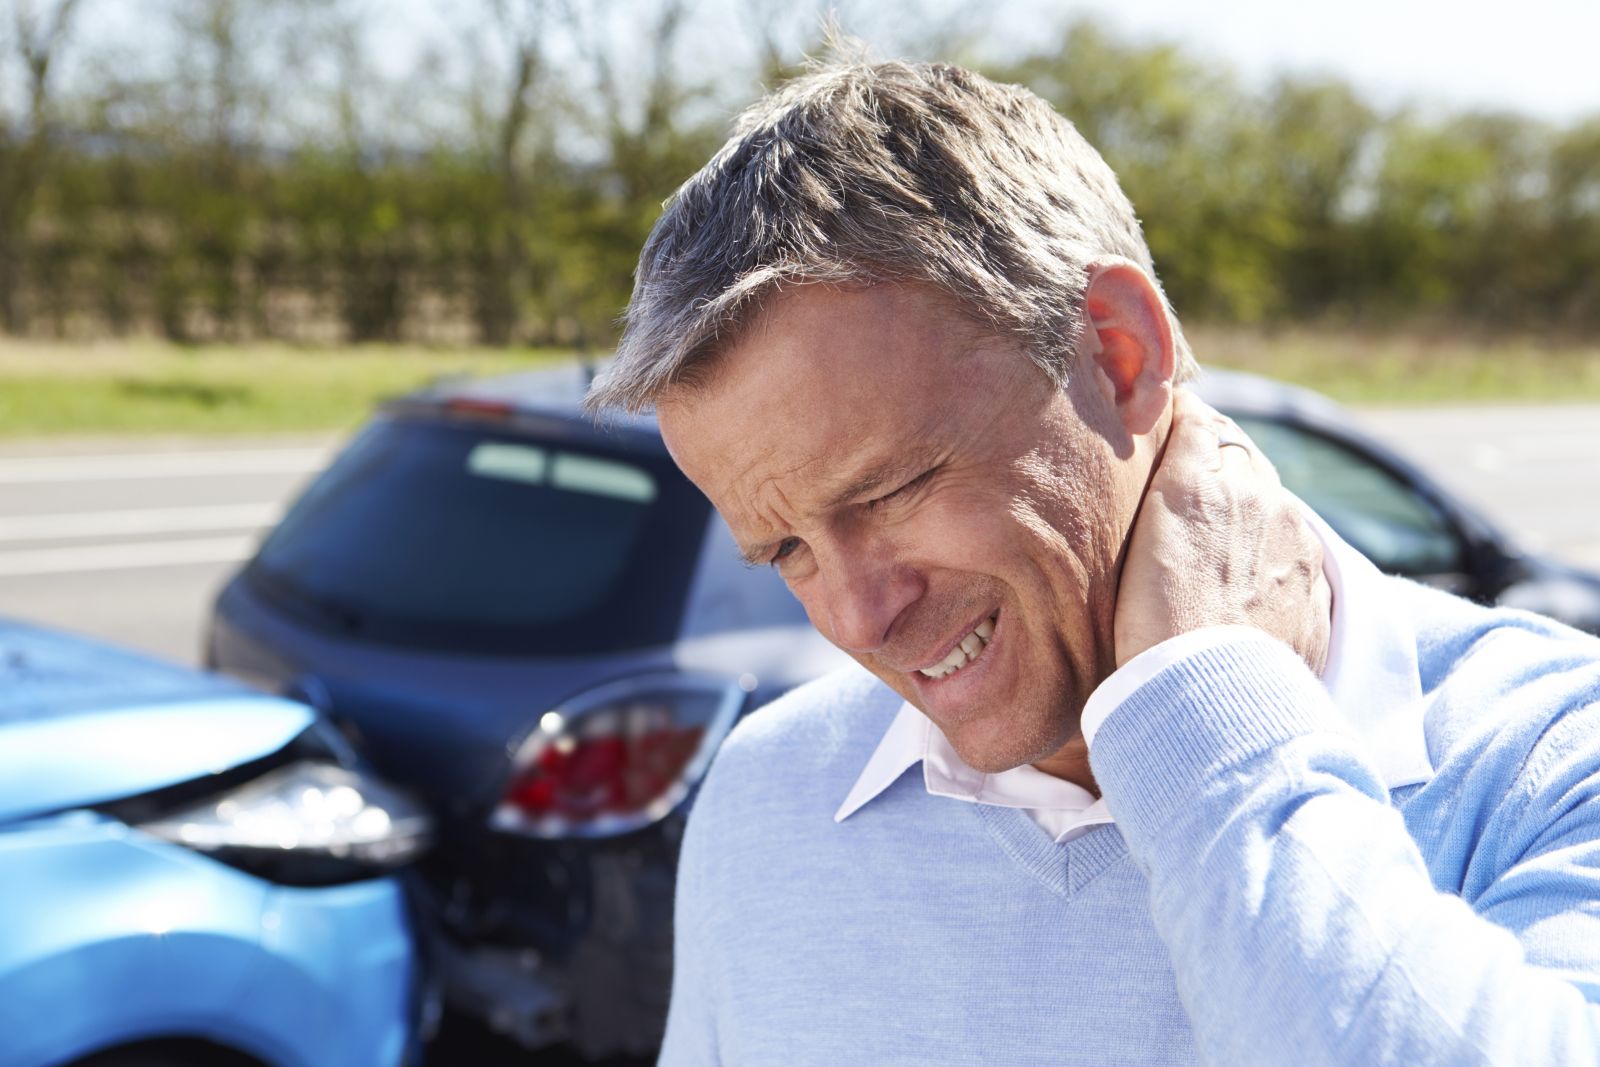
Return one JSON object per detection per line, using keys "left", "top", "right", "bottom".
{"left": 1088, "top": 627, "right": 1600, "bottom": 1065}
{"left": 658, "top": 786, "right": 722, "bottom": 1065}
{"left": 1104, "top": 392, "right": 1600, "bottom": 1063}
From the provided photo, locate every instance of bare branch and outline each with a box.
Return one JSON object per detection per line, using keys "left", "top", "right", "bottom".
{"left": 11, "top": 0, "right": 88, "bottom": 136}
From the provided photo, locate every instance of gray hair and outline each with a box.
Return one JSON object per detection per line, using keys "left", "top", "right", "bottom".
{"left": 585, "top": 58, "right": 1195, "bottom": 415}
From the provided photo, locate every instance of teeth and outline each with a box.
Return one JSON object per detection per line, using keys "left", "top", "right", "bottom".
{"left": 919, "top": 616, "right": 996, "bottom": 680}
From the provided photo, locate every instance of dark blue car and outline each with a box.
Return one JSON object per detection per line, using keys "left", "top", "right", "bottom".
{"left": 207, "top": 368, "right": 849, "bottom": 1060}
{"left": 206, "top": 364, "right": 1600, "bottom": 1061}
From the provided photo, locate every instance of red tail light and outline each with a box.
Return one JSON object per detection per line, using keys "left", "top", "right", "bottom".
{"left": 492, "top": 675, "right": 745, "bottom": 837}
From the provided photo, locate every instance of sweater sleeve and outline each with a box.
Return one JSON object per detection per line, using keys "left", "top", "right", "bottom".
{"left": 1088, "top": 630, "right": 1600, "bottom": 1066}
{"left": 658, "top": 785, "right": 723, "bottom": 1066}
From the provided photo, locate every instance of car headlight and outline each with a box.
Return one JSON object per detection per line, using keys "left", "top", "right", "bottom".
{"left": 101, "top": 724, "right": 432, "bottom": 887}
{"left": 137, "top": 760, "right": 432, "bottom": 885}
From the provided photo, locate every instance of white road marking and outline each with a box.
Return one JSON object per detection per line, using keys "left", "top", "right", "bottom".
{"left": 1469, "top": 444, "right": 1505, "bottom": 473}
{"left": 0, "top": 503, "right": 283, "bottom": 543}
{"left": 0, "top": 536, "right": 258, "bottom": 576}
{"left": 1498, "top": 433, "right": 1600, "bottom": 460}
{"left": 0, "top": 449, "right": 329, "bottom": 484}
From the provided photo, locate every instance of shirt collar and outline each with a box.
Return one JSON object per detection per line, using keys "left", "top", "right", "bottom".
{"left": 833, "top": 700, "right": 1114, "bottom": 839}
{"left": 834, "top": 508, "right": 1432, "bottom": 830}
{"left": 1304, "top": 507, "right": 1432, "bottom": 788}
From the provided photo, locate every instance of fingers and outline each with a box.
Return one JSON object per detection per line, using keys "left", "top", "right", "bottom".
{"left": 1117, "top": 388, "right": 1330, "bottom": 672}
{"left": 1170, "top": 387, "right": 1285, "bottom": 488}
{"left": 1165, "top": 389, "right": 1262, "bottom": 481}
{"left": 1166, "top": 389, "right": 1233, "bottom": 474}
{"left": 1215, "top": 426, "right": 1259, "bottom": 476}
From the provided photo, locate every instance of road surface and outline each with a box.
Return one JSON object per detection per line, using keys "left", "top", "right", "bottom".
{"left": 0, "top": 434, "right": 339, "bottom": 663}
{"left": 1360, "top": 405, "right": 1600, "bottom": 568}
{"left": 2, "top": 406, "right": 1597, "bottom": 666}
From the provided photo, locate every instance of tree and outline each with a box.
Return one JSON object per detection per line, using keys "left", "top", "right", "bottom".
{"left": 0, "top": 0, "right": 87, "bottom": 332}
{"left": 462, "top": 0, "right": 554, "bottom": 345}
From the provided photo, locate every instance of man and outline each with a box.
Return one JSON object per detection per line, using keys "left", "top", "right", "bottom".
{"left": 585, "top": 60, "right": 1600, "bottom": 1065}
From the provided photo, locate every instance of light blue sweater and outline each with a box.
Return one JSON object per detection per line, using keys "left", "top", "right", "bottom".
{"left": 660, "top": 579, "right": 1600, "bottom": 1065}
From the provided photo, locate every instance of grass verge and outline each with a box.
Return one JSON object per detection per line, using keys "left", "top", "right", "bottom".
{"left": 1190, "top": 325, "right": 1600, "bottom": 405}
{"left": 0, "top": 340, "right": 575, "bottom": 436}
{"left": 3, "top": 330, "right": 1599, "bottom": 437}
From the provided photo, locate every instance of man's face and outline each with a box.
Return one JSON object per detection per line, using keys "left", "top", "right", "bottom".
{"left": 657, "top": 282, "right": 1148, "bottom": 775}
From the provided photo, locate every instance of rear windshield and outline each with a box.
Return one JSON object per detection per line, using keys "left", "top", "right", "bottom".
{"left": 247, "top": 415, "right": 710, "bottom": 654}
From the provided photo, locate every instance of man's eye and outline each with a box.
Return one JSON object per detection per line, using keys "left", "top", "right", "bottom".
{"left": 869, "top": 468, "right": 934, "bottom": 510}
{"left": 769, "top": 537, "right": 802, "bottom": 566}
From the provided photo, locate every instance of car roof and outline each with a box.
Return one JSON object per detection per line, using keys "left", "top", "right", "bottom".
{"left": 412, "top": 360, "right": 1509, "bottom": 543}
{"left": 407, "top": 361, "right": 660, "bottom": 435}
{"left": 407, "top": 360, "right": 1403, "bottom": 483}
{"left": 418, "top": 360, "right": 1339, "bottom": 427}
{"left": 1189, "top": 366, "right": 1352, "bottom": 423}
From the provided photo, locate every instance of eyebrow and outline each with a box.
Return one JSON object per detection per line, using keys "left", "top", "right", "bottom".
{"left": 732, "top": 456, "right": 927, "bottom": 567}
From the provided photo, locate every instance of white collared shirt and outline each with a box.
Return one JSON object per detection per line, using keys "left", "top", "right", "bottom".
{"left": 834, "top": 509, "right": 1435, "bottom": 843}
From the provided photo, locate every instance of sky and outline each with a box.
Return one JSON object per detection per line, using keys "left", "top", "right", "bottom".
{"left": 37, "top": 0, "right": 1600, "bottom": 130}
{"left": 994, "top": 0, "right": 1600, "bottom": 122}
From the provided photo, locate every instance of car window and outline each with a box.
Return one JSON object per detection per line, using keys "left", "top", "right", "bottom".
{"left": 248, "top": 415, "right": 710, "bottom": 654}
{"left": 1231, "top": 415, "right": 1464, "bottom": 577}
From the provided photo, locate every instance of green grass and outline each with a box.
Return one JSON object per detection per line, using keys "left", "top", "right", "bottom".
{"left": 3, "top": 329, "right": 1599, "bottom": 437}
{"left": 0, "top": 340, "right": 577, "bottom": 436}
{"left": 1189, "top": 326, "right": 1600, "bottom": 405}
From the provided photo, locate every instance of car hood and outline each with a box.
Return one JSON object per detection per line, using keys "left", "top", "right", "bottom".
{"left": 0, "top": 621, "right": 313, "bottom": 823}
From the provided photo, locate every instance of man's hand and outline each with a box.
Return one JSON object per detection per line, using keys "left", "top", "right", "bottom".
{"left": 1114, "top": 389, "right": 1332, "bottom": 672}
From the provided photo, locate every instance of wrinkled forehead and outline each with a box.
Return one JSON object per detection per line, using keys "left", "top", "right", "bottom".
{"left": 656, "top": 377, "right": 943, "bottom": 537}
{"left": 653, "top": 283, "right": 993, "bottom": 499}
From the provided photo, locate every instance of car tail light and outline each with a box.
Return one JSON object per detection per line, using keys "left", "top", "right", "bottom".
{"left": 491, "top": 673, "right": 745, "bottom": 838}
{"left": 443, "top": 397, "right": 517, "bottom": 420}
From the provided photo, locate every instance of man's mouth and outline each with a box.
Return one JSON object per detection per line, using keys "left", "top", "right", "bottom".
{"left": 917, "top": 615, "right": 996, "bottom": 680}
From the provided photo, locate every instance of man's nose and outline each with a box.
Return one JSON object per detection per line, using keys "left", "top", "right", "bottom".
{"left": 813, "top": 542, "right": 923, "bottom": 655}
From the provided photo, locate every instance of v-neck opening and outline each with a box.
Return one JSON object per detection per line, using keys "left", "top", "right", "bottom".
{"left": 974, "top": 803, "right": 1129, "bottom": 898}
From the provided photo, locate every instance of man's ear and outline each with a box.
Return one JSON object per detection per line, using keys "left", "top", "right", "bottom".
{"left": 1079, "top": 259, "right": 1175, "bottom": 436}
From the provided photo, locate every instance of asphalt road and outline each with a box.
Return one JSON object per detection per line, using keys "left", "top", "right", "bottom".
{"left": 2, "top": 405, "right": 1598, "bottom": 667}
{"left": 0, "top": 434, "right": 339, "bottom": 664}
{"left": 1360, "top": 405, "right": 1600, "bottom": 569}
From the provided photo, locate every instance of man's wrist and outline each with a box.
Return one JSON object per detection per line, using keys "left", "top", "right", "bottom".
{"left": 1082, "top": 626, "right": 1275, "bottom": 749}
{"left": 1086, "top": 631, "right": 1344, "bottom": 841}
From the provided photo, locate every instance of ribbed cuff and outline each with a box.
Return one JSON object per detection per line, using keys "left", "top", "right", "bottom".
{"left": 1088, "top": 631, "right": 1334, "bottom": 838}
{"left": 1082, "top": 626, "right": 1270, "bottom": 747}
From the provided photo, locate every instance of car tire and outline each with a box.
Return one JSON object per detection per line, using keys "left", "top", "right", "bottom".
{"left": 71, "top": 1043, "right": 263, "bottom": 1067}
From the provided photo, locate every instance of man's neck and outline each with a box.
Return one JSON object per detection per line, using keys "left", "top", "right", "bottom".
{"left": 1030, "top": 561, "right": 1335, "bottom": 797}
{"left": 1031, "top": 736, "right": 1098, "bottom": 796}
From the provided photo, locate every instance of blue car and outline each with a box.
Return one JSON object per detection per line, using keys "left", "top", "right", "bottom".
{"left": 0, "top": 619, "right": 434, "bottom": 1067}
